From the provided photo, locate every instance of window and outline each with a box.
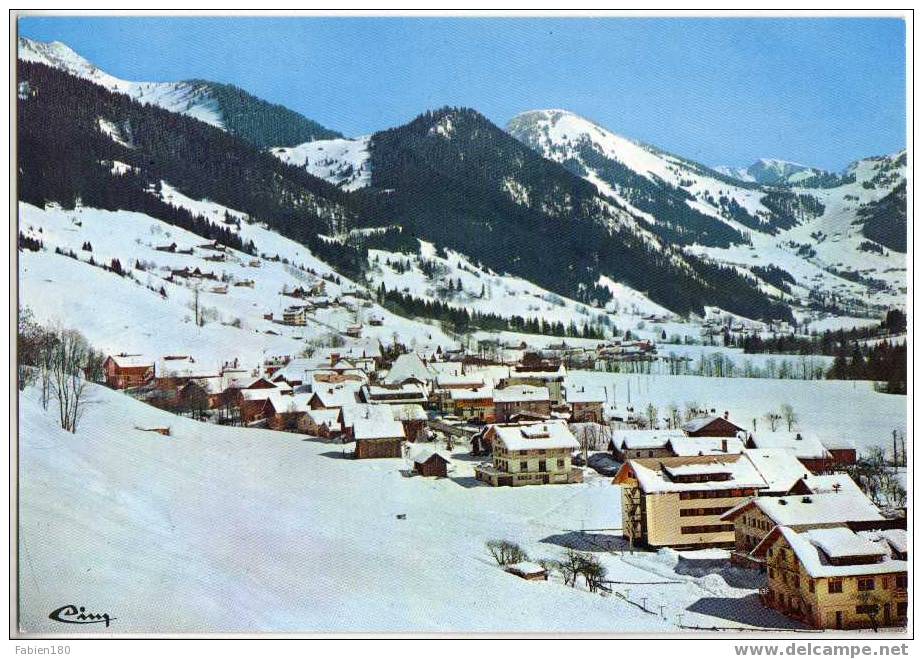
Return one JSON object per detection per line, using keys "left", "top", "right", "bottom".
{"left": 856, "top": 605, "right": 877, "bottom": 615}
{"left": 897, "top": 602, "right": 907, "bottom": 617}
{"left": 519, "top": 461, "right": 528, "bottom": 471}
{"left": 680, "top": 506, "right": 732, "bottom": 517}
{"left": 808, "top": 581, "right": 815, "bottom": 593}
{"left": 556, "top": 458, "right": 564, "bottom": 469}
{"left": 680, "top": 524, "right": 734, "bottom": 535}
{"left": 896, "top": 574, "right": 907, "bottom": 590}
{"left": 857, "top": 578, "right": 875, "bottom": 592}
{"left": 828, "top": 579, "right": 843, "bottom": 594}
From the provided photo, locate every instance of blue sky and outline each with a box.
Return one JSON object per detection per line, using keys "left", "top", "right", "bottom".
{"left": 19, "top": 16, "right": 906, "bottom": 170}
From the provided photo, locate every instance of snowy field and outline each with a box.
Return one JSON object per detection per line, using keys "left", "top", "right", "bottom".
{"left": 20, "top": 382, "right": 812, "bottom": 635}
{"left": 567, "top": 372, "right": 906, "bottom": 455}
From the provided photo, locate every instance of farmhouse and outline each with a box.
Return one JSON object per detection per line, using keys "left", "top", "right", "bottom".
{"left": 493, "top": 385, "right": 551, "bottom": 423}
{"left": 609, "top": 430, "right": 683, "bottom": 461}
{"left": 309, "top": 385, "right": 360, "bottom": 411}
{"left": 239, "top": 396, "right": 277, "bottom": 427}
{"left": 502, "top": 360, "right": 567, "bottom": 404}
{"left": 740, "top": 448, "right": 813, "bottom": 495}
{"left": 753, "top": 526, "right": 907, "bottom": 629}
{"left": 103, "top": 354, "right": 155, "bottom": 389}
{"left": 447, "top": 386, "right": 495, "bottom": 422}
{"left": 301, "top": 408, "right": 342, "bottom": 438}
{"left": 721, "top": 489, "right": 884, "bottom": 567}
{"left": 566, "top": 386, "right": 607, "bottom": 423}
{"left": 353, "top": 414, "right": 406, "bottom": 459}
{"left": 682, "top": 414, "right": 745, "bottom": 437}
{"left": 613, "top": 454, "right": 768, "bottom": 549}
{"left": 474, "top": 420, "right": 581, "bottom": 487}
{"left": 382, "top": 352, "right": 434, "bottom": 388}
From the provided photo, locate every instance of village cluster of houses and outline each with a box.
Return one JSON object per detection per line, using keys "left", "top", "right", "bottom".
{"left": 99, "top": 340, "right": 906, "bottom": 631}
{"left": 611, "top": 414, "right": 906, "bottom": 630}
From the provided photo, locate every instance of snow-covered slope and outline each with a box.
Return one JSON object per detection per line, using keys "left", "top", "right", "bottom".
{"left": 20, "top": 378, "right": 818, "bottom": 633}
{"left": 18, "top": 194, "right": 453, "bottom": 372}
{"left": 19, "top": 37, "right": 225, "bottom": 128}
{"left": 271, "top": 137, "right": 371, "bottom": 190}
{"left": 715, "top": 159, "right": 832, "bottom": 186}
{"left": 508, "top": 109, "right": 906, "bottom": 316}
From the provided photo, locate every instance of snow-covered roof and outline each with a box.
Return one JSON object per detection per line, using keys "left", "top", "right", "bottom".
{"left": 410, "top": 444, "right": 452, "bottom": 465}
{"left": 669, "top": 436, "right": 745, "bottom": 457}
{"left": 108, "top": 354, "right": 153, "bottom": 368}
{"left": 682, "top": 415, "right": 741, "bottom": 434}
{"left": 306, "top": 408, "right": 341, "bottom": 425}
{"left": 311, "top": 385, "right": 360, "bottom": 409}
{"left": 744, "top": 431, "right": 831, "bottom": 460}
{"left": 390, "top": 404, "right": 428, "bottom": 422}
{"left": 491, "top": 421, "right": 579, "bottom": 452}
{"left": 860, "top": 529, "right": 907, "bottom": 556}
{"left": 363, "top": 383, "right": 428, "bottom": 402}
{"left": 625, "top": 455, "right": 768, "bottom": 494}
{"left": 742, "top": 448, "right": 811, "bottom": 493}
{"left": 613, "top": 430, "right": 684, "bottom": 450}
{"left": 494, "top": 385, "right": 550, "bottom": 403}
{"left": 727, "top": 490, "right": 883, "bottom": 527}
{"left": 794, "top": 473, "right": 865, "bottom": 498}
{"left": 506, "top": 561, "right": 547, "bottom": 575}
{"left": 353, "top": 415, "right": 405, "bottom": 441}
{"left": 340, "top": 403, "right": 394, "bottom": 429}
{"left": 383, "top": 353, "right": 433, "bottom": 386}
{"left": 448, "top": 386, "right": 494, "bottom": 401}
{"left": 435, "top": 372, "right": 484, "bottom": 388}
{"left": 566, "top": 386, "right": 607, "bottom": 404}
{"left": 758, "top": 527, "right": 905, "bottom": 578}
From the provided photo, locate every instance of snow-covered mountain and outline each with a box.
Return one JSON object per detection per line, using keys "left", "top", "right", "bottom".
{"left": 507, "top": 109, "right": 906, "bottom": 316}
{"left": 271, "top": 137, "right": 372, "bottom": 191}
{"left": 18, "top": 37, "right": 340, "bottom": 147}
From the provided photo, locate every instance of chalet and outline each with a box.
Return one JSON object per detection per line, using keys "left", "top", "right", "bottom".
{"left": 613, "top": 454, "right": 768, "bottom": 549}
{"left": 741, "top": 431, "right": 835, "bottom": 473}
{"left": 474, "top": 421, "right": 582, "bottom": 486}
{"left": 752, "top": 526, "right": 907, "bottom": 629}
{"left": 682, "top": 414, "right": 744, "bottom": 437}
{"left": 382, "top": 353, "right": 434, "bottom": 388}
{"left": 301, "top": 409, "right": 342, "bottom": 438}
{"left": 493, "top": 385, "right": 551, "bottom": 423}
{"left": 309, "top": 385, "right": 360, "bottom": 411}
{"left": 283, "top": 306, "right": 308, "bottom": 326}
{"left": 410, "top": 445, "right": 452, "bottom": 477}
{"left": 821, "top": 439, "right": 858, "bottom": 470}
{"left": 339, "top": 403, "right": 394, "bottom": 440}
{"left": 668, "top": 436, "right": 746, "bottom": 458}
{"left": 566, "top": 386, "right": 607, "bottom": 423}
{"left": 447, "top": 386, "right": 495, "bottom": 422}
{"left": 435, "top": 372, "right": 485, "bottom": 391}
{"left": 721, "top": 488, "right": 884, "bottom": 567}
{"left": 155, "top": 242, "right": 178, "bottom": 252}
{"left": 368, "top": 314, "right": 384, "bottom": 326}
{"left": 103, "top": 354, "right": 155, "bottom": 389}
{"left": 390, "top": 404, "right": 429, "bottom": 442}
{"left": 609, "top": 430, "right": 684, "bottom": 461}
{"left": 353, "top": 414, "right": 406, "bottom": 459}
{"left": 239, "top": 396, "right": 277, "bottom": 426}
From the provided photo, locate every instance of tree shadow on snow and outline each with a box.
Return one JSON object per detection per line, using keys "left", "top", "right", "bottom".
{"left": 686, "top": 594, "right": 808, "bottom": 630}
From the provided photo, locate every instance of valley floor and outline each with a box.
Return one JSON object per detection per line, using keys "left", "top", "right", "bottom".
{"left": 17, "top": 373, "right": 904, "bottom": 634}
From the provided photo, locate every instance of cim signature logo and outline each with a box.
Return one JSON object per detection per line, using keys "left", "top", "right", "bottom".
{"left": 48, "top": 604, "right": 116, "bottom": 628}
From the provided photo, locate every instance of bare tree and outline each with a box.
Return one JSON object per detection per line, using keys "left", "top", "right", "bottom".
{"left": 578, "top": 553, "right": 608, "bottom": 593}
{"left": 49, "top": 329, "right": 93, "bottom": 433}
{"left": 645, "top": 403, "right": 659, "bottom": 429}
{"left": 666, "top": 403, "right": 681, "bottom": 430}
{"left": 573, "top": 423, "right": 612, "bottom": 464}
{"left": 764, "top": 411, "right": 782, "bottom": 432}
{"left": 486, "top": 540, "right": 528, "bottom": 566}
{"left": 780, "top": 403, "right": 798, "bottom": 432}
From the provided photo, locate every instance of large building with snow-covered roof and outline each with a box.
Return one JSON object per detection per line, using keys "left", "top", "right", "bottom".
{"left": 752, "top": 525, "right": 907, "bottom": 629}
{"left": 474, "top": 421, "right": 581, "bottom": 486}
{"left": 493, "top": 385, "right": 551, "bottom": 422}
{"left": 721, "top": 488, "right": 885, "bottom": 566}
{"left": 681, "top": 414, "right": 745, "bottom": 437}
{"left": 613, "top": 454, "right": 768, "bottom": 549}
